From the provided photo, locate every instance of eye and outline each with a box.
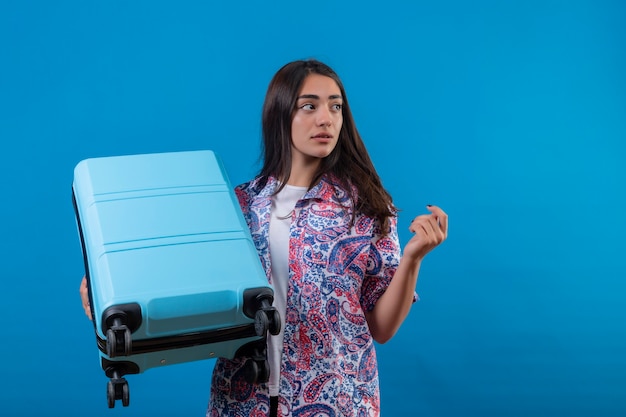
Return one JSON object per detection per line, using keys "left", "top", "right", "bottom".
{"left": 299, "top": 103, "right": 315, "bottom": 111}
{"left": 331, "top": 103, "right": 343, "bottom": 112}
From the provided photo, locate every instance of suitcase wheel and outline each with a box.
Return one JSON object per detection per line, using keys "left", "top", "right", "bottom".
{"left": 106, "top": 373, "right": 130, "bottom": 408}
{"left": 243, "top": 358, "right": 270, "bottom": 384}
{"left": 254, "top": 308, "right": 281, "bottom": 337}
{"left": 106, "top": 325, "right": 132, "bottom": 358}
{"left": 243, "top": 289, "right": 283, "bottom": 336}
{"left": 268, "top": 309, "right": 281, "bottom": 336}
{"left": 243, "top": 358, "right": 259, "bottom": 384}
{"left": 254, "top": 310, "right": 269, "bottom": 337}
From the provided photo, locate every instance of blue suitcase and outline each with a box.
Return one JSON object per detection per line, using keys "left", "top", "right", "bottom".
{"left": 72, "top": 150, "right": 280, "bottom": 408}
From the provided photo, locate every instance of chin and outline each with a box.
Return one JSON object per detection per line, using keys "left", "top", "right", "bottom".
{"left": 312, "top": 146, "right": 337, "bottom": 159}
{"left": 313, "top": 151, "right": 334, "bottom": 160}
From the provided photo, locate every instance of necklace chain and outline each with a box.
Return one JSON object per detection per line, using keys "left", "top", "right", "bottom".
{"left": 274, "top": 209, "right": 294, "bottom": 220}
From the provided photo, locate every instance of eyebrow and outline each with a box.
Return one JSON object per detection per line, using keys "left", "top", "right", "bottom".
{"left": 297, "top": 94, "right": 343, "bottom": 100}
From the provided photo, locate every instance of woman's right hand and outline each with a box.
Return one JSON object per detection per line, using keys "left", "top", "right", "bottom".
{"left": 79, "top": 276, "right": 92, "bottom": 320}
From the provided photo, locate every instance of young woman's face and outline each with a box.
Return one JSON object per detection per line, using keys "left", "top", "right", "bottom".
{"left": 290, "top": 74, "right": 343, "bottom": 166}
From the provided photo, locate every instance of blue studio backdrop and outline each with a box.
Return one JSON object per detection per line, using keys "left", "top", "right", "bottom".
{"left": 1, "top": 1, "right": 625, "bottom": 416}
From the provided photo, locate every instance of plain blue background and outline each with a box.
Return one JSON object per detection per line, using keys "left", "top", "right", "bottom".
{"left": 1, "top": 1, "right": 625, "bottom": 416}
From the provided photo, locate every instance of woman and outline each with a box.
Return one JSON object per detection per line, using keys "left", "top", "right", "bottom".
{"left": 208, "top": 59, "right": 447, "bottom": 416}
{"left": 80, "top": 59, "right": 447, "bottom": 417}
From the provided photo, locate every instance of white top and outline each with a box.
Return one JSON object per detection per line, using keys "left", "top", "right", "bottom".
{"left": 267, "top": 184, "right": 307, "bottom": 396}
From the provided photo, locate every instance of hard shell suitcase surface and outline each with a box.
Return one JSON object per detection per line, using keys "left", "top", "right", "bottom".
{"left": 72, "top": 150, "right": 280, "bottom": 408}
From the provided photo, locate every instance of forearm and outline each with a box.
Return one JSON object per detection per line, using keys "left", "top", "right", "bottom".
{"left": 366, "top": 255, "right": 421, "bottom": 344}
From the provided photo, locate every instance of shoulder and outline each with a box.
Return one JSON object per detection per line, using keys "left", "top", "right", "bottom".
{"left": 311, "top": 174, "right": 356, "bottom": 207}
{"left": 234, "top": 178, "right": 255, "bottom": 196}
{"left": 234, "top": 176, "right": 274, "bottom": 196}
{"left": 234, "top": 176, "right": 277, "bottom": 209}
{"left": 234, "top": 178, "right": 257, "bottom": 211}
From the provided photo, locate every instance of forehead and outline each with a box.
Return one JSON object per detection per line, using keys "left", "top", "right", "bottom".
{"left": 298, "top": 74, "right": 342, "bottom": 97}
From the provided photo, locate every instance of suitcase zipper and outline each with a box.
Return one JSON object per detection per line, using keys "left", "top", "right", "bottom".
{"left": 95, "top": 323, "right": 258, "bottom": 355}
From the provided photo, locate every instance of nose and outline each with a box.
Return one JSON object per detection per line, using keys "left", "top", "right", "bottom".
{"left": 316, "top": 107, "right": 332, "bottom": 127}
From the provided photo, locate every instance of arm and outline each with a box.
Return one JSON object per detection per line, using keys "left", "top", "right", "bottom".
{"left": 366, "top": 205, "right": 448, "bottom": 344}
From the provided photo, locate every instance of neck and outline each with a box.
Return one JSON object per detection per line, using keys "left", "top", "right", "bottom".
{"left": 288, "top": 156, "right": 320, "bottom": 187}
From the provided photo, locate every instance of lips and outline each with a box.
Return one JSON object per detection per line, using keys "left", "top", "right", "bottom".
{"left": 312, "top": 133, "right": 333, "bottom": 139}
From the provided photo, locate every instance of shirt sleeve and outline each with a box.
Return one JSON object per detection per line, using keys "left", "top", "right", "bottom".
{"left": 360, "top": 215, "right": 407, "bottom": 313}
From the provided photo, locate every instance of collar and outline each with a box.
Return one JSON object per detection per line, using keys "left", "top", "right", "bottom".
{"left": 250, "top": 174, "right": 354, "bottom": 207}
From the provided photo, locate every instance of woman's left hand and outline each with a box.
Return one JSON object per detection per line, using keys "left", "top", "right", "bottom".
{"left": 404, "top": 205, "right": 448, "bottom": 262}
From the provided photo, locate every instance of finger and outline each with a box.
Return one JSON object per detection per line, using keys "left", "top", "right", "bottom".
{"left": 80, "top": 279, "right": 88, "bottom": 300}
{"left": 409, "top": 214, "right": 430, "bottom": 233}
{"left": 81, "top": 295, "right": 92, "bottom": 319}
{"left": 79, "top": 276, "right": 92, "bottom": 320}
{"left": 411, "top": 217, "right": 439, "bottom": 244}
{"left": 423, "top": 216, "right": 444, "bottom": 243}
{"left": 416, "top": 216, "right": 446, "bottom": 247}
{"left": 427, "top": 205, "right": 448, "bottom": 236}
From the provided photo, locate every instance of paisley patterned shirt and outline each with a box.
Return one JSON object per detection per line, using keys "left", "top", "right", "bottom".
{"left": 207, "top": 175, "right": 401, "bottom": 417}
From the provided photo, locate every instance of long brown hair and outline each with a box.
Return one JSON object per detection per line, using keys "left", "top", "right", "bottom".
{"left": 258, "top": 59, "right": 396, "bottom": 233}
